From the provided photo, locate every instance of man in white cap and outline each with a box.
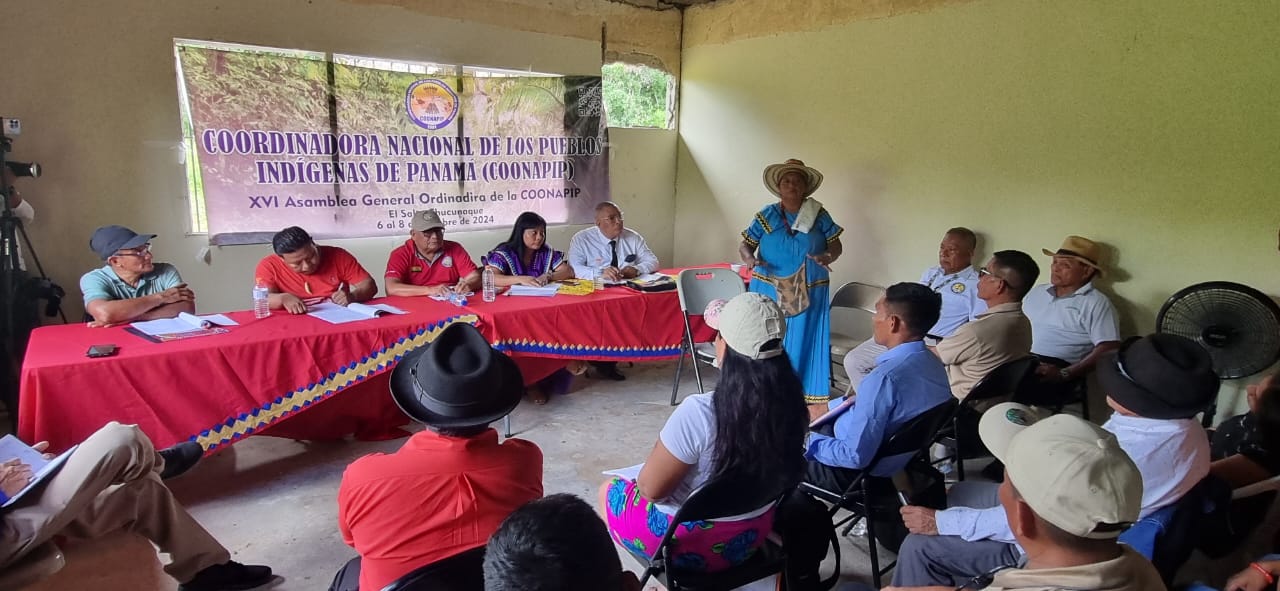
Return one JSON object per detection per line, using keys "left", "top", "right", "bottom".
{"left": 894, "top": 333, "right": 1214, "bottom": 587}
{"left": 384, "top": 209, "right": 480, "bottom": 297}
{"left": 885, "top": 405, "right": 1164, "bottom": 591}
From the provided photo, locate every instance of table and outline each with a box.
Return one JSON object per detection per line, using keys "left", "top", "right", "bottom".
{"left": 19, "top": 266, "right": 734, "bottom": 453}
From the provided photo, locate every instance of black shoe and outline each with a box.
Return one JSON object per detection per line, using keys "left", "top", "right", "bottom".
{"left": 591, "top": 363, "right": 626, "bottom": 381}
{"left": 158, "top": 441, "right": 204, "bottom": 480}
{"left": 179, "top": 561, "right": 273, "bottom": 591}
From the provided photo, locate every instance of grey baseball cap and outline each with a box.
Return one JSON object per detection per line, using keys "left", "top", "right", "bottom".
{"left": 90, "top": 225, "right": 155, "bottom": 260}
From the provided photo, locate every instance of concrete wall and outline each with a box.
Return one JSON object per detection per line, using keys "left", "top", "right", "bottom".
{"left": 676, "top": 0, "right": 1280, "bottom": 418}
{"left": 0, "top": 0, "right": 679, "bottom": 316}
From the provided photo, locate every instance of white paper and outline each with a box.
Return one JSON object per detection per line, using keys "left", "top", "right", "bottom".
{"left": 809, "top": 397, "right": 855, "bottom": 429}
{"left": 307, "top": 301, "right": 406, "bottom": 324}
{"left": 602, "top": 463, "right": 643, "bottom": 481}
{"left": 507, "top": 284, "right": 560, "bottom": 297}
{"left": 130, "top": 312, "right": 236, "bottom": 336}
{"left": 0, "top": 435, "right": 78, "bottom": 508}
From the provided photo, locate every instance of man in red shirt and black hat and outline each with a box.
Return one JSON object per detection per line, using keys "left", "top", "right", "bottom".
{"left": 330, "top": 322, "right": 543, "bottom": 591}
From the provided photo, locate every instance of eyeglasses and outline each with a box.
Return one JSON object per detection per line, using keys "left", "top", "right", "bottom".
{"left": 978, "top": 267, "right": 1005, "bottom": 283}
{"left": 114, "top": 244, "right": 152, "bottom": 257}
{"left": 600, "top": 214, "right": 623, "bottom": 223}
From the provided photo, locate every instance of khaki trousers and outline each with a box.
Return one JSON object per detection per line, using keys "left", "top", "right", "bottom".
{"left": 0, "top": 422, "right": 230, "bottom": 582}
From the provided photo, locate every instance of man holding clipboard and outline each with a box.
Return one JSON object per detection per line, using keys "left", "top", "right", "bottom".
{"left": 0, "top": 423, "right": 272, "bottom": 590}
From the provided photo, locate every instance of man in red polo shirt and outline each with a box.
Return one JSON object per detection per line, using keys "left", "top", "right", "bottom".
{"left": 330, "top": 323, "right": 543, "bottom": 591}
{"left": 384, "top": 210, "right": 480, "bottom": 297}
{"left": 255, "top": 226, "right": 377, "bottom": 314}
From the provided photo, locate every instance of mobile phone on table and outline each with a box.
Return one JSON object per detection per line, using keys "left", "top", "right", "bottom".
{"left": 86, "top": 344, "right": 118, "bottom": 358}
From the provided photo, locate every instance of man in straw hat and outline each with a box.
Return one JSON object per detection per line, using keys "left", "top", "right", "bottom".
{"left": 1022, "top": 235, "right": 1120, "bottom": 406}
{"left": 331, "top": 323, "right": 543, "bottom": 591}
{"left": 882, "top": 405, "right": 1164, "bottom": 591}
{"left": 894, "top": 333, "right": 1215, "bottom": 587}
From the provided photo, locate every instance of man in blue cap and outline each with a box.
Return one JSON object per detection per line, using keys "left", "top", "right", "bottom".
{"left": 79, "top": 225, "right": 192, "bottom": 326}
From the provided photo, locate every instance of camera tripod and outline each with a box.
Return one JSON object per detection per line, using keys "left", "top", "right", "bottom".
{"left": 0, "top": 139, "right": 66, "bottom": 429}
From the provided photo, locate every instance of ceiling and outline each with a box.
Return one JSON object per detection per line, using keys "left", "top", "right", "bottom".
{"left": 612, "top": 0, "right": 721, "bottom": 9}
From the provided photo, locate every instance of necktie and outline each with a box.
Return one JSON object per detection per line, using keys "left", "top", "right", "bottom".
{"left": 609, "top": 240, "right": 618, "bottom": 268}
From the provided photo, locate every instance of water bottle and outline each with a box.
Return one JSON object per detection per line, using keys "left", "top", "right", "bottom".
{"left": 252, "top": 281, "right": 270, "bottom": 319}
{"left": 593, "top": 267, "right": 605, "bottom": 292}
{"left": 481, "top": 256, "right": 497, "bottom": 302}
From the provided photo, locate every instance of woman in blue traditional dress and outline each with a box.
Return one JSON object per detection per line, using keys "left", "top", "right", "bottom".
{"left": 738, "top": 159, "right": 843, "bottom": 407}
{"left": 486, "top": 211, "right": 579, "bottom": 403}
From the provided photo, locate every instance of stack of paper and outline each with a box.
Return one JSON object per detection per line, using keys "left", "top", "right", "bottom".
{"left": 307, "top": 301, "right": 408, "bottom": 324}
{"left": 507, "top": 284, "right": 560, "bottom": 297}
{"left": 128, "top": 312, "right": 238, "bottom": 342}
{"left": 0, "top": 435, "right": 78, "bottom": 508}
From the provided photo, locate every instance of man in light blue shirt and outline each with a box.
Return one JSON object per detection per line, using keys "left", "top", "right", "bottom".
{"left": 805, "top": 282, "right": 952, "bottom": 491}
{"left": 80, "top": 225, "right": 192, "bottom": 326}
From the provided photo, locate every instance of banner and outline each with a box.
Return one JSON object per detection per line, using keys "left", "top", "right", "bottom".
{"left": 176, "top": 45, "right": 609, "bottom": 244}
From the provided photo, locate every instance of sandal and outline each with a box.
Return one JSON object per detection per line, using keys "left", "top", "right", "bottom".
{"left": 567, "top": 360, "right": 589, "bottom": 376}
{"left": 528, "top": 387, "right": 549, "bottom": 405}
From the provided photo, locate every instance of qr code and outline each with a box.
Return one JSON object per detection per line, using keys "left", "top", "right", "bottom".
{"left": 578, "top": 85, "right": 602, "bottom": 117}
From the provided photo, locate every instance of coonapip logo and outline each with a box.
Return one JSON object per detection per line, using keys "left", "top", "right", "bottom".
{"left": 405, "top": 79, "right": 459, "bottom": 130}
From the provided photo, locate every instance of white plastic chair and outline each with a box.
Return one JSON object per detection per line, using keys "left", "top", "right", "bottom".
{"left": 669, "top": 268, "right": 745, "bottom": 405}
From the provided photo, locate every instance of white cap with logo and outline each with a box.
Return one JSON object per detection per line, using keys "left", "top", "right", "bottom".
{"left": 979, "top": 402, "right": 1143, "bottom": 539}
{"left": 703, "top": 293, "right": 787, "bottom": 360}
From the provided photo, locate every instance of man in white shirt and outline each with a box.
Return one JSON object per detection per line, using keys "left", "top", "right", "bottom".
{"left": 891, "top": 333, "right": 1216, "bottom": 587}
{"left": 568, "top": 201, "right": 659, "bottom": 381}
{"left": 1021, "top": 235, "right": 1120, "bottom": 407}
{"left": 843, "top": 228, "right": 984, "bottom": 391}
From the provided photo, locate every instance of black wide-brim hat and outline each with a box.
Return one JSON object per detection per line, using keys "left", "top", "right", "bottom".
{"left": 390, "top": 322, "right": 524, "bottom": 428}
{"left": 1098, "top": 333, "right": 1219, "bottom": 420}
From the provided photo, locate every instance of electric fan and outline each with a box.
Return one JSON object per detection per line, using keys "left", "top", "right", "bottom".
{"left": 1156, "top": 281, "right": 1280, "bottom": 380}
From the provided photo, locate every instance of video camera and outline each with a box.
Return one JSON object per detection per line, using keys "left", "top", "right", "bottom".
{"left": 1, "top": 118, "right": 42, "bottom": 178}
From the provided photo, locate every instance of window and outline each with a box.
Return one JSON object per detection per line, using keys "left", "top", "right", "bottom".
{"left": 601, "top": 62, "right": 674, "bottom": 129}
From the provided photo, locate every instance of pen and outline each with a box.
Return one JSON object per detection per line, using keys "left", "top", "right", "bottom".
{"left": 897, "top": 491, "right": 910, "bottom": 506}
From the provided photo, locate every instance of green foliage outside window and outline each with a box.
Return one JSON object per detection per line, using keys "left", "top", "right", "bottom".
{"left": 601, "top": 62, "right": 672, "bottom": 129}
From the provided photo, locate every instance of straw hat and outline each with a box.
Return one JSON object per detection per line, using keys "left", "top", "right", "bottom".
{"left": 1042, "top": 235, "right": 1104, "bottom": 275}
{"left": 763, "top": 159, "right": 823, "bottom": 198}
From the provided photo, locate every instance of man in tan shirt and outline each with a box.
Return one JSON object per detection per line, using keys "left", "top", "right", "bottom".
{"left": 936, "top": 250, "right": 1039, "bottom": 400}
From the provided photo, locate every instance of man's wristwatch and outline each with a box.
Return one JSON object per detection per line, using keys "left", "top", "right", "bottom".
{"left": 1059, "top": 368, "right": 1072, "bottom": 381}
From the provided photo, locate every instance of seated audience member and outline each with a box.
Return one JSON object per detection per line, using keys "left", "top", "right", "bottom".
{"left": 884, "top": 410, "right": 1164, "bottom": 591}
{"left": 936, "top": 250, "right": 1038, "bottom": 402}
{"left": 0, "top": 424, "right": 271, "bottom": 591}
{"left": 598, "top": 293, "right": 807, "bottom": 573}
{"left": 255, "top": 226, "right": 376, "bottom": 314}
{"left": 567, "top": 201, "right": 660, "bottom": 381}
{"left": 807, "top": 283, "right": 952, "bottom": 491}
{"left": 893, "top": 333, "right": 1215, "bottom": 587}
{"left": 1211, "top": 373, "right": 1280, "bottom": 487}
{"left": 384, "top": 209, "right": 480, "bottom": 297}
{"left": 331, "top": 323, "right": 543, "bottom": 591}
{"left": 484, "top": 494, "right": 641, "bottom": 591}
{"left": 485, "top": 211, "right": 574, "bottom": 288}
{"left": 1204, "top": 554, "right": 1280, "bottom": 591}
{"left": 1022, "top": 235, "right": 1120, "bottom": 405}
{"left": 844, "top": 228, "right": 983, "bottom": 391}
{"left": 81, "top": 225, "right": 192, "bottom": 325}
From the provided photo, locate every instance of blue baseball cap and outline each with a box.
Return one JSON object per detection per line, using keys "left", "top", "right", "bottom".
{"left": 90, "top": 225, "right": 156, "bottom": 260}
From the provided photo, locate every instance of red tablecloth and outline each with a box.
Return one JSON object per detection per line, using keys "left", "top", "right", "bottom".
{"left": 19, "top": 267, "right": 731, "bottom": 453}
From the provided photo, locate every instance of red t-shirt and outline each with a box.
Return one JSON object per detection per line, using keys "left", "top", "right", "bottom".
{"left": 337, "top": 429, "right": 543, "bottom": 590}
{"left": 254, "top": 245, "right": 373, "bottom": 299}
{"left": 384, "top": 240, "right": 479, "bottom": 287}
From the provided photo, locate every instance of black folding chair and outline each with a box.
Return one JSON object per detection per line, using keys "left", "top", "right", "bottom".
{"left": 379, "top": 546, "right": 485, "bottom": 591}
{"left": 800, "top": 400, "right": 957, "bottom": 588}
{"left": 934, "top": 356, "right": 1037, "bottom": 481}
{"left": 632, "top": 474, "right": 793, "bottom": 591}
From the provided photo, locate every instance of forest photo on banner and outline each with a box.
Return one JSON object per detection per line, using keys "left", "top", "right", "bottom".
{"left": 177, "top": 43, "right": 609, "bottom": 244}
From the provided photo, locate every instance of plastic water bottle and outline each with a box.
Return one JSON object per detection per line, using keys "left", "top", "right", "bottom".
{"left": 481, "top": 257, "right": 497, "bottom": 302}
{"left": 593, "top": 267, "right": 605, "bottom": 292}
{"left": 252, "top": 281, "right": 270, "bottom": 319}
